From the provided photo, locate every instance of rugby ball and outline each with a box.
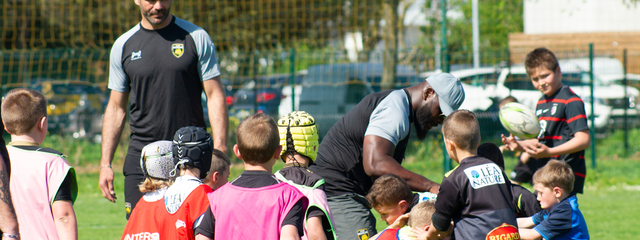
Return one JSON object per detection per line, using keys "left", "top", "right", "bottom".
{"left": 499, "top": 102, "right": 541, "bottom": 140}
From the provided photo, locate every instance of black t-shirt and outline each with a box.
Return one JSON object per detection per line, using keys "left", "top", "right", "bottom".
{"left": 309, "top": 90, "right": 412, "bottom": 197}
{"left": 109, "top": 16, "right": 220, "bottom": 171}
{"left": 278, "top": 164, "right": 326, "bottom": 218}
{"left": 194, "top": 171, "right": 305, "bottom": 238}
{"left": 536, "top": 86, "right": 589, "bottom": 193}
{"left": 512, "top": 184, "right": 541, "bottom": 218}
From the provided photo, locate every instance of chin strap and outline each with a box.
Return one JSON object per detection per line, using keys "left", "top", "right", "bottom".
{"left": 169, "top": 159, "right": 189, "bottom": 177}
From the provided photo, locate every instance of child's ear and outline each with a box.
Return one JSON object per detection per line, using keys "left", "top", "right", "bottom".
{"left": 3, "top": 121, "right": 11, "bottom": 134}
{"left": 445, "top": 139, "right": 456, "bottom": 152}
{"left": 399, "top": 200, "right": 409, "bottom": 212}
{"left": 273, "top": 145, "right": 283, "bottom": 159}
{"left": 553, "top": 186, "right": 563, "bottom": 198}
{"left": 210, "top": 171, "right": 219, "bottom": 184}
{"left": 423, "top": 224, "right": 430, "bottom": 231}
{"left": 38, "top": 116, "right": 47, "bottom": 132}
{"left": 233, "top": 144, "right": 243, "bottom": 160}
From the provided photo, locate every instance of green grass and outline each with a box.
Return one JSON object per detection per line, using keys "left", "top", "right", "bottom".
{"left": 75, "top": 171, "right": 127, "bottom": 240}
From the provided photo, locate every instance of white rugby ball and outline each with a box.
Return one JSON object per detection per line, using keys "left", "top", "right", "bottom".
{"left": 499, "top": 102, "right": 541, "bottom": 140}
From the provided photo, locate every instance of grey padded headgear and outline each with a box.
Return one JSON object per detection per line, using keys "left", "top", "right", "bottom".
{"left": 140, "top": 140, "right": 175, "bottom": 180}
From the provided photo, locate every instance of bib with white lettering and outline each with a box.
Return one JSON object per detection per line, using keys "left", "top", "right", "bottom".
{"left": 463, "top": 163, "right": 506, "bottom": 189}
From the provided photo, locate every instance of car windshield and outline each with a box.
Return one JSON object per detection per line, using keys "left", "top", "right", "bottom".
{"left": 505, "top": 72, "right": 607, "bottom": 90}
{"left": 459, "top": 72, "right": 499, "bottom": 87}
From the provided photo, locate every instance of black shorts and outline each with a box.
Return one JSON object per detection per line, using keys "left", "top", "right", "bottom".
{"left": 123, "top": 145, "right": 145, "bottom": 220}
{"left": 511, "top": 157, "right": 548, "bottom": 184}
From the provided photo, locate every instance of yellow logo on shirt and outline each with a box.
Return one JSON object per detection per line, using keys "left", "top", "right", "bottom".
{"left": 357, "top": 228, "right": 369, "bottom": 240}
{"left": 172, "top": 43, "right": 184, "bottom": 58}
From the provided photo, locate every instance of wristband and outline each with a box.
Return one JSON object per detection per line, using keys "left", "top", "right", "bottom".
{"left": 2, "top": 233, "right": 19, "bottom": 239}
{"left": 100, "top": 165, "right": 112, "bottom": 170}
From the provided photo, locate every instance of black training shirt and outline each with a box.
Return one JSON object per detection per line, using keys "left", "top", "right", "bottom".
{"left": 108, "top": 16, "right": 220, "bottom": 156}
{"left": 309, "top": 90, "right": 413, "bottom": 197}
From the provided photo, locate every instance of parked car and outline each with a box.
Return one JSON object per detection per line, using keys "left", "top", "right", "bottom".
{"left": 298, "top": 63, "right": 421, "bottom": 139}
{"left": 231, "top": 74, "right": 303, "bottom": 119}
{"left": 202, "top": 78, "right": 238, "bottom": 129}
{"left": 30, "top": 80, "right": 106, "bottom": 140}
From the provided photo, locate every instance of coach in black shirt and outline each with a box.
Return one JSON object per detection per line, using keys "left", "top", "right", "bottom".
{"left": 308, "top": 73, "right": 465, "bottom": 239}
{"left": 98, "top": 0, "right": 228, "bottom": 219}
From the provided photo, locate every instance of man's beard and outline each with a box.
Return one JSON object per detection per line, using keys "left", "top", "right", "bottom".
{"left": 414, "top": 101, "right": 436, "bottom": 140}
{"left": 144, "top": 7, "right": 170, "bottom": 26}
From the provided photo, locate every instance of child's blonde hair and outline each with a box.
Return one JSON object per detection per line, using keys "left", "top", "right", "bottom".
{"left": 533, "top": 159, "right": 575, "bottom": 193}
{"left": 139, "top": 178, "right": 173, "bottom": 193}
{"left": 1, "top": 88, "right": 47, "bottom": 135}
{"left": 441, "top": 109, "right": 480, "bottom": 151}
{"left": 408, "top": 201, "right": 436, "bottom": 229}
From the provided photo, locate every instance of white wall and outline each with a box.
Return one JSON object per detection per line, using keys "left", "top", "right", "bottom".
{"left": 524, "top": 0, "right": 640, "bottom": 34}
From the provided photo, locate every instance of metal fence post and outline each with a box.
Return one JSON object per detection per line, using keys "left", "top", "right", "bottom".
{"left": 589, "top": 43, "right": 596, "bottom": 168}
{"left": 441, "top": 133, "right": 451, "bottom": 173}
{"left": 623, "top": 48, "right": 629, "bottom": 156}
{"left": 290, "top": 48, "right": 296, "bottom": 113}
{"left": 440, "top": 0, "right": 449, "bottom": 73}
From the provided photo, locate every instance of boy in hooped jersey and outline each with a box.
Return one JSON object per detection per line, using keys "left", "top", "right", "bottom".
{"left": 502, "top": 47, "right": 590, "bottom": 194}
{"left": 2, "top": 88, "right": 78, "bottom": 240}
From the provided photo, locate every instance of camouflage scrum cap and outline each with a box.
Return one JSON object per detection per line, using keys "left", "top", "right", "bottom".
{"left": 277, "top": 111, "right": 319, "bottom": 162}
{"left": 140, "top": 140, "right": 175, "bottom": 180}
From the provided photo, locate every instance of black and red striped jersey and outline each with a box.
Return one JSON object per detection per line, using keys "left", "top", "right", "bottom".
{"left": 535, "top": 85, "right": 588, "bottom": 193}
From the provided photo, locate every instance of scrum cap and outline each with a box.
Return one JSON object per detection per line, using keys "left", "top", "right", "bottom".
{"left": 277, "top": 111, "right": 319, "bottom": 162}
{"left": 172, "top": 126, "right": 214, "bottom": 179}
{"left": 140, "top": 140, "right": 174, "bottom": 180}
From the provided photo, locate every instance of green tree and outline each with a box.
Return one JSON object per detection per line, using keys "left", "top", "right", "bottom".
{"left": 419, "top": 0, "right": 523, "bottom": 65}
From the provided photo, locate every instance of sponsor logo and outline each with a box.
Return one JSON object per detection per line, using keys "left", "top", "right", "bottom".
{"left": 486, "top": 223, "right": 520, "bottom": 240}
{"left": 536, "top": 109, "right": 549, "bottom": 116}
{"left": 123, "top": 232, "right": 160, "bottom": 240}
{"left": 464, "top": 163, "right": 505, "bottom": 189}
{"left": 125, "top": 202, "right": 132, "bottom": 215}
{"left": 357, "top": 228, "right": 370, "bottom": 240}
{"left": 131, "top": 50, "right": 142, "bottom": 61}
{"left": 172, "top": 43, "right": 184, "bottom": 58}
{"left": 176, "top": 219, "right": 186, "bottom": 229}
